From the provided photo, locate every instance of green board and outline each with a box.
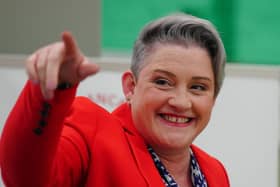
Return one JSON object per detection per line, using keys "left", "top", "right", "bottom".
{"left": 102, "top": 0, "right": 280, "bottom": 65}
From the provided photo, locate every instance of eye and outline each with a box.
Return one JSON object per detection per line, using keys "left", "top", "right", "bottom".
{"left": 154, "top": 78, "right": 170, "bottom": 86}
{"left": 190, "top": 84, "right": 207, "bottom": 91}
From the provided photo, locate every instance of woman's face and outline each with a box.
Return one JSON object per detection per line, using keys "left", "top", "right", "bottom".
{"left": 129, "top": 44, "right": 215, "bottom": 152}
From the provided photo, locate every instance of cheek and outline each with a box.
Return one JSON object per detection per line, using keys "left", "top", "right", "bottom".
{"left": 196, "top": 98, "right": 215, "bottom": 118}
{"left": 131, "top": 89, "right": 168, "bottom": 126}
{"left": 133, "top": 86, "right": 167, "bottom": 106}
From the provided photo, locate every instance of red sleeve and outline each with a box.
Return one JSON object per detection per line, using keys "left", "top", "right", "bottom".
{"left": 0, "top": 80, "right": 89, "bottom": 187}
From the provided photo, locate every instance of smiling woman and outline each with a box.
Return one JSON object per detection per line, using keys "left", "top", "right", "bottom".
{"left": 125, "top": 45, "right": 215, "bottom": 153}
{"left": 0, "top": 13, "right": 229, "bottom": 187}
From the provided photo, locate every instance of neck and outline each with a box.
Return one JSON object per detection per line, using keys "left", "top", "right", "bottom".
{"left": 153, "top": 146, "right": 193, "bottom": 186}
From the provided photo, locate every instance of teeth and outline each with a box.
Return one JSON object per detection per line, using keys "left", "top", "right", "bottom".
{"left": 163, "top": 115, "right": 190, "bottom": 123}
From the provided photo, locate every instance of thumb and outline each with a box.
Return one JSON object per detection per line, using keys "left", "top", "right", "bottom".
{"left": 78, "top": 60, "right": 100, "bottom": 80}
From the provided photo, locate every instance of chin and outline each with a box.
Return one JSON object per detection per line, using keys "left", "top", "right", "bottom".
{"left": 162, "top": 138, "right": 192, "bottom": 149}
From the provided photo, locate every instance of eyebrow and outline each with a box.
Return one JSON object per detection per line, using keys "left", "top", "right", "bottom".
{"left": 153, "top": 69, "right": 176, "bottom": 78}
{"left": 153, "top": 69, "right": 213, "bottom": 82}
{"left": 192, "top": 76, "right": 213, "bottom": 82}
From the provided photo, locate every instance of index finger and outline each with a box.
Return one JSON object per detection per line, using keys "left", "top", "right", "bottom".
{"left": 61, "top": 31, "right": 82, "bottom": 62}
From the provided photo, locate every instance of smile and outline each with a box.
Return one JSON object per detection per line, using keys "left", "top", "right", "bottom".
{"left": 160, "top": 114, "right": 192, "bottom": 123}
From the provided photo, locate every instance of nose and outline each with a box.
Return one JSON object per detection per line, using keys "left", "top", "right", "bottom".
{"left": 168, "top": 89, "right": 192, "bottom": 111}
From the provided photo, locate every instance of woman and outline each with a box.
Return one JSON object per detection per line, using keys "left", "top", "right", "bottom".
{"left": 0, "top": 13, "right": 230, "bottom": 187}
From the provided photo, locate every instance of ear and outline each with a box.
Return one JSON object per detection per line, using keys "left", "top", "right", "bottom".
{"left": 121, "top": 70, "right": 136, "bottom": 101}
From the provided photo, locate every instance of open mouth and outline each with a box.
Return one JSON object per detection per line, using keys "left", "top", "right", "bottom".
{"left": 159, "top": 114, "right": 192, "bottom": 123}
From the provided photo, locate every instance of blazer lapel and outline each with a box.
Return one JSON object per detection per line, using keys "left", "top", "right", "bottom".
{"left": 191, "top": 144, "right": 229, "bottom": 187}
{"left": 112, "top": 103, "right": 164, "bottom": 186}
{"left": 124, "top": 132, "right": 164, "bottom": 187}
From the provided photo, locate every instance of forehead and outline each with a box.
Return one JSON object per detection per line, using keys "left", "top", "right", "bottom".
{"left": 140, "top": 44, "right": 213, "bottom": 74}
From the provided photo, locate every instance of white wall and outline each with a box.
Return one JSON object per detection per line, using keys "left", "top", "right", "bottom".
{"left": 0, "top": 55, "right": 280, "bottom": 187}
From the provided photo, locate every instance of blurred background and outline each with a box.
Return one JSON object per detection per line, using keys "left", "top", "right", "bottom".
{"left": 1, "top": 0, "right": 280, "bottom": 65}
{"left": 0, "top": 0, "right": 279, "bottom": 186}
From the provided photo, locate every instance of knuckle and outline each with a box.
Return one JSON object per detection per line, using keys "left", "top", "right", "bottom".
{"left": 48, "top": 43, "right": 64, "bottom": 64}
{"left": 36, "top": 58, "right": 45, "bottom": 70}
{"left": 25, "top": 53, "right": 36, "bottom": 66}
{"left": 25, "top": 57, "right": 36, "bottom": 78}
{"left": 47, "top": 52, "right": 59, "bottom": 64}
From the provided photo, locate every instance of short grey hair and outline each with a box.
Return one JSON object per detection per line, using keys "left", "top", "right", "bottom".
{"left": 131, "top": 13, "right": 226, "bottom": 97}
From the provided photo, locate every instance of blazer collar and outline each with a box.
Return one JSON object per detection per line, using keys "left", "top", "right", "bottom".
{"left": 112, "top": 103, "right": 164, "bottom": 186}
{"left": 111, "top": 103, "right": 140, "bottom": 136}
{"left": 191, "top": 144, "right": 229, "bottom": 187}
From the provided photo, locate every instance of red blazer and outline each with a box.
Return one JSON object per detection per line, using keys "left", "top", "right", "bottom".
{"left": 0, "top": 81, "right": 230, "bottom": 187}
